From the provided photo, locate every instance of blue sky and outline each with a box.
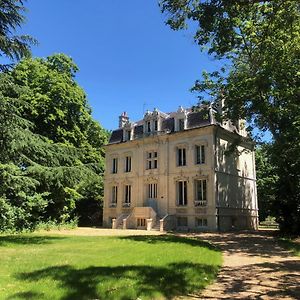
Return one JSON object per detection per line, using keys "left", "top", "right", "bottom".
{"left": 19, "top": 0, "right": 223, "bottom": 130}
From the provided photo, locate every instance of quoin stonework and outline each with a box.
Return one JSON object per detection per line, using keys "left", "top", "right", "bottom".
{"left": 103, "top": 102, "right": 258, "bottom": 231}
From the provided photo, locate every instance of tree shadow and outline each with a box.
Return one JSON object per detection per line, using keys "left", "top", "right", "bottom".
{"left": 0, "top": 235, "right": 66, "bottom": 247}
{"left": 185, "top": 231, "right": 295, "bottom": 258}
{"left": 201, "top": 259, "right": 300, "bottom": 299}
{"left": 14, "top": 262, "right": 220, "bottom": 300}
{"left": 118, "top": 234, "right": 220, "bottom": 252}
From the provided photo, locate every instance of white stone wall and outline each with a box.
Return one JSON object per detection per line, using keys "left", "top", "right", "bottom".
{"left": 103, "top": 125, "right": 258, "bottom": 231}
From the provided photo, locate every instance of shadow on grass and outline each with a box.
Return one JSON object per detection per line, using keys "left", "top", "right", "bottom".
{"left": 119, "top": 234, "right": 220, "bottom": 251}
{"left": 14, "top": 262, "right": 219, "bottom": 300}
{"left": 0, "top": 235, "right": 66, "bottom": 247}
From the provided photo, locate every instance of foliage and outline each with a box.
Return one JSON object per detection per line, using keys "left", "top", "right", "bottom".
{"left": 160, "top": 0, "right": 300, "bottom": 234}
{"left": 255, "top": 144, "right": 278, "bottom": 221}
{"left": 278, "top": 237, "right": 300, "bottom": 257}
{"left": 0, "top": 0, "right": 37, "bottom": 70}
{"left": 0, "top": 234, "right": 221, "bottom": 299}
{"left": 0, "top": 54, "right": 108, "bottom": 231}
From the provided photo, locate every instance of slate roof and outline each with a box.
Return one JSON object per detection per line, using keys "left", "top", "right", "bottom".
{"left": 108, "top": 108, "right": 213, "bottom": 144}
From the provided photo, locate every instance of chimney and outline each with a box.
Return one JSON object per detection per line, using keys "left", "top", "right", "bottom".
{"left": 119, "top": 111, "right": 129, "bottom": 128}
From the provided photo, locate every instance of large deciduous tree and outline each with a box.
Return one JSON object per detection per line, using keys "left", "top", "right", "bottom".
{"left": 160, "top": 0, "right": 300, "bottom": 233}
{"left": 0, "top": 0, "right": 36, "bottom": 70}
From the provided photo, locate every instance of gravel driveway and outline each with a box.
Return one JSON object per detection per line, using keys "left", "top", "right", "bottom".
{"left": 182, "top": 231, "right": 300, "bottom": 300}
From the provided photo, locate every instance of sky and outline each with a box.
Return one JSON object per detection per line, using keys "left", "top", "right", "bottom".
{"left": 18, "top": 0, "right": 223, "bottom": 130}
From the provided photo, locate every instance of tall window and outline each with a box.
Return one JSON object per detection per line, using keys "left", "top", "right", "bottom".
{"left": 124, "top": 185, "right": 131, "bottom": 206}
{"left": 125, "top": 156, "right": 131, "bottom": 172}
{"left": 125, "top": 130, "right": 131, "bottom": 141}
{"left": 177, "top": 181, "right": 187, "bottom": 206}
{"left": 195, "top": 145, "right": 205, "bottom": 164}
{"left": 111, "top": 186, "right": 118, "bottom": 207}
{"left": 154, "top": 120, "right": 158, "bottom": 131}
{"left": 146, "top": 151, "right": 158, "bottom": 169}
{"left": 194, "top": 179, "right": 207, "bottom": 206}
{"left": 178, "top": 118, "right": 185, "bottom": 131}
{"left": 148, "top": 183, "right": 158, "bottom": 199}
{"left": 146, "top": 121, "right": 151, "bottom": 133}
{"left": 112, "top": 158, "right": 118, "bottom": 174}
{"left": 177, "top": 147, "right": 186, "bottom": 166}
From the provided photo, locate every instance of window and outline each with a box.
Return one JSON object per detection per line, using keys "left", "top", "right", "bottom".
{"left": 146, "top": 151, "right": 158, "bottom": 169}
{"left": 125, "top": 156, "right": 131, "bottom": 172}
{"left": 111, "top": 186, "right": 118, "bottom": 207}
{"left": 195, "top": 145, "right": 205, "bottom": 164}
{"left": 124, "top": 185, "right": 131, "bottom": 206}
{"left": 178, "top": 118, "right": 185, "bottom": 131}
{"left": 177, "top": 181, "right": 187, "bottom": 206}
{"left": 125, "top": 130, "right": 131, "bottom": 141}
{"left": 177, "top": 147, "right": 186, "bottom": 166}
{"left": 194, "top": 179, "right": 207, "bottom": 206}
{"left": 154, "top": 120, "right": 158, "bottom": 131}
{"left": 177, "top": 216, "right": 188, "bottom": 227}
{"left": 137, "top": 218, "right": 146, "bottom": 227}
{"left": 146, "top": 121, "right": 151, "bottom": 133}
{"left": 196, "top": 218, "right": 208, "bottom": 227}
{"left": 148, "top": 183, "right": 158, "bottom": 199}
{"left": 112, "top": 158, "right": 118, "bottom": 174}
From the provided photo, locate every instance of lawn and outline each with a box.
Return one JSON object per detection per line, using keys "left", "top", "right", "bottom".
{"left": 0, "top": 234, "right": 221, "bottom": 300}
{"left": 278, "top": 237, "right": 300, "bottom": 257}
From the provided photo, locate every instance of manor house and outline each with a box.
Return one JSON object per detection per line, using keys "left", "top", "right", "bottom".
{"left": 103, "top": 103, "right": 258, "bottom": 231}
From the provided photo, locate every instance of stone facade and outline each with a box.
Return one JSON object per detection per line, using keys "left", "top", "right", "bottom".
{"left": 103, "top": 105, "right": 258, "bottom": 231}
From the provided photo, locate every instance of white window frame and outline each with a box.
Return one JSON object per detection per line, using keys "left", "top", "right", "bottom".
{"left": 124, "top": 185, "right": 131, "bottom": 207}
{"left": 178, "top": 118, "right": 185, "bottom": 131}
{"left": 177, "top": 147, "right": 186, "bottom": 166}
{"left": 110, "top": 186, "right": 118, "bottom": 207}
{"left": 146, "top": 151, "right": 158, "bottom": 169}
{"left": 177, "top": 180, "right": 188, "bottom": 206}
{"left": 194, "top": 179, "right": 207, "bottom": 206}
{"left": 112, "top": 157, "right": 118, "bottom": 174}
{"left": 148, "top": 183, "right": 158, "bottom": 199}
{"left": 195, "top": 145, "right": 205, "bottom": 164}
{"left": 125, "top": 156, "right": 132, "bottom": 172}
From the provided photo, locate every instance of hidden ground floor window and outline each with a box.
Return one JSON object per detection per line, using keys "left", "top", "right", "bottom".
{"left": 195, "top": 217, "right": 208, "bottom": 228}
{"left": 177, "top": 216, "right": 188, "bottom": 227}
{"left": 137, "top": 218, "right": 146, "bottom": 227}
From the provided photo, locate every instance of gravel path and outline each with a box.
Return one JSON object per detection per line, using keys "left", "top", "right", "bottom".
{"left": 183, "top": 231, "right": 300, "bottom": 300}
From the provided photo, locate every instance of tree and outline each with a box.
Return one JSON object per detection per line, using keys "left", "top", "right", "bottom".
{"left": 255, "top": 144, "right": 278, "bottom": 222}
{"left": 0, "top": 54, "right": 108, "bottom": 231}
{"left": 160, "top": 0, "right": 300, "bottom": 233}
{"left": 0, "top": 0, "right": 36, "bottom": 70}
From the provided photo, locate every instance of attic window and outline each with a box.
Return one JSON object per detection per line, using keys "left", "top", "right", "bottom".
{"left": 154, "top": 120, "right": 158, "bottom": 131}
{"left": 146, "top": 121, "right": 151, "bottom": 133}
{"left": 126, "top": 130, "right": 131, "bottom": 141}
{"left": 179, "top": 119, "right": 185, "bottom": 130}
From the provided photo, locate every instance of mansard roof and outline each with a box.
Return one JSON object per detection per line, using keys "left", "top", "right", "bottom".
{"left": 108, "top": 105, "right": 215, "bottom": 144}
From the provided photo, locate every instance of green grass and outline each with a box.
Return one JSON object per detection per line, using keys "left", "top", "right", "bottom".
{"left": 278, "top": 237, "right": 300, "bottom": 256}
{"left": 0, "top": 234, "right": 222, "bottom": 300}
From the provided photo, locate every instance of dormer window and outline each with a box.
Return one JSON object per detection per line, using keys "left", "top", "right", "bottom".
{"left": 125, "top": 130, "right": 131, "bottom": 141}
{"left": 178, "top": 119, "right": 185, "bottom": 131}
{"left": 175, "top": 106, "right": 188, "bottom": 131}
{"left": 154, "top": 120, "right": 158, "bottom": 131}
{"left": 146, "top": 121, "right": 151, "bottom": 133}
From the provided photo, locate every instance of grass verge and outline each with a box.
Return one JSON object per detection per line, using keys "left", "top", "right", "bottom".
{"left": 0, "top": 234, "right": 221, "bottom": 300}
{"left": 278, "top": 237, "right": 300, "bottom": 257}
